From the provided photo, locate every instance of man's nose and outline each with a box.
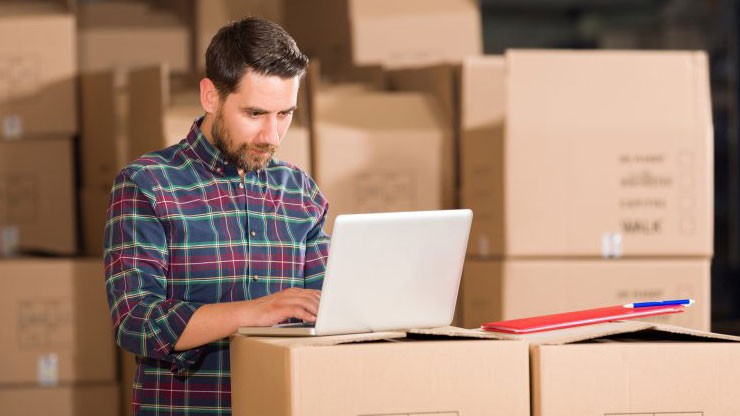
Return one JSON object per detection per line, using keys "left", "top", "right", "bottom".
{"left": 256, "top": 115, "right": 280, "bottom": 146}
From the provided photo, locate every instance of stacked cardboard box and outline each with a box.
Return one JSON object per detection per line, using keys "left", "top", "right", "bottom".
{"left": 0, "top": 0, "right": 78, "bottom": 255}
{"left": 459, "top": 50, "right": 714, "bottom": 330}
{"left": 195, "top": 0, "right": 286, "bottom": 71}
{"left": 311, "top": 84, "right": 449, "bottom": 234}
{"left": 78, "top": 69, "right": 130, "bottom": 255}
{"left": 77, "top": 1, "right": 191, "bottom": 83}
{"left": 284, "top": 0, "right": 482, "bottom": 82}
{"left": 0, "top": 259, "right": 119, "bottom": 416}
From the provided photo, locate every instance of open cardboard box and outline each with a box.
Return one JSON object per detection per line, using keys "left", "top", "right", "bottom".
{"left": 422, "top": 322, "right": 740, "bottom": 416}
{"left": 231, "top": 327, "right": 530, "bottom": 415}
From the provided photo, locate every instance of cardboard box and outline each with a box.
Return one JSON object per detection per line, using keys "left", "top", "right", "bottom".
{"left": 459, "top": 56, "right": 505, "bottom": 257}
{"left": 461, "top": 51, "right": 713, "bottom": 257}
{"left": 0, "top": 258, "right": 115, "bottom": 384}
{"left": 461, "top": 258, "right": 711, "bottom": 331}
{"left": 312, "top": 89, "right": 448, "bottom": 233}
{"left": 285, "top": 0, "right": 481, "bottom": 80}
{"left": 231, "top": 329, "right": 530, "bottom": 416}
{"left": 195, "top": 0, "right": 285, "bottom": 71}
{"left": 0, "top": 0, "right": 77, "bottom": 138}
{"left": 120, "top": 349, "right": 136, "bottom": 416}
{"left": 0, "top": 383, "right": 119, "bottom": 416}
{"left": 78, "top": 2, "right": 190, "bottom": 78}
{"left": 80, "top": 69, "right": 129, "bottom": 189}
{"left": 424, "top": 323, "right": 740, "bottom": 416}
{"left": 386, "top": 64, "right": 460, "bottom": 209}
{"left": 0, "top": 137, "right": 77, "bottom": 255}
{"left": 524, "top": 322, "right": 740, "bottom": 416}
{"left": 81, "top": 186, "right": 110, "bottom": 256}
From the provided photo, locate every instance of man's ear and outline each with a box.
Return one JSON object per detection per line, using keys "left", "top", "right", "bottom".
{"left": 200, "top": 78, "right": 220, "bottom": 114}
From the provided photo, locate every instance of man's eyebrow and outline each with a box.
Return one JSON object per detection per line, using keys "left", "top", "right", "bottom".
{"left": 242, "top": 106, "right": 268, "bottom": 114}
{"left": 241, "top": 106, "right": 297, "bottom": 113}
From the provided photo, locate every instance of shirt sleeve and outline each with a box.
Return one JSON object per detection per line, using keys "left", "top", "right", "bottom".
{"left": 104, "top": 167, "right": 204, "bottom": 372}
{"left": 302, "top": 174, "right": 330, "bottom": 290}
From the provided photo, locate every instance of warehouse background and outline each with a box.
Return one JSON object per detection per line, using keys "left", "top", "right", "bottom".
{"left": 1, "top": 0, "right": 739, "bottom": 414}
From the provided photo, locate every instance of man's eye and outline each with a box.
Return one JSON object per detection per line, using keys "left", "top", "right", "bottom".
{"left": 278, "top": 111, "right": 293, "bottom": 118}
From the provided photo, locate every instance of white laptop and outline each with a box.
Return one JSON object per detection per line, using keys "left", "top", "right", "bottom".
{"left": 237, "top": 209, "right": 473, "bottom": 337}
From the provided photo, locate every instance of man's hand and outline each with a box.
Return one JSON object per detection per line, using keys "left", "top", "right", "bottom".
{"left": 174, "top": 287, "right": 321, "bottom": 351}
{"left": 245, "top": 287, "right": 321, "bottom": 326}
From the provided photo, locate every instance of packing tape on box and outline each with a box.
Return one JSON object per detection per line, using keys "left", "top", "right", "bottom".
{"left": 1, "top": 225, "right": 19, "bottom": 257}
{"left": 2, "top": 115, "right": 22, "bottom": 139}
{"left": 37, "top": 353, "right": 59, "bottom": 386}
{"left": 477, "top": 235, "right": 490, "bottom": 257}
{"left": 601, "top": 232, "right": 623, "bottom": 258}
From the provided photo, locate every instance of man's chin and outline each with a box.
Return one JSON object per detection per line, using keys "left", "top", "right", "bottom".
{"left": 243, "top": 156, "right": 273, "bottom": 172}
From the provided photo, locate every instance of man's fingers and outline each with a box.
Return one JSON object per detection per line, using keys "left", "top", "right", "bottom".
{"left": 291, "top": 306, "right": 317, "bottom": 323}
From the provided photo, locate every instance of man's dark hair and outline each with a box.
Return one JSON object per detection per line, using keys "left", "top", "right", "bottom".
{"left": 205, "top": 17, "right": 309, "bottom": 98}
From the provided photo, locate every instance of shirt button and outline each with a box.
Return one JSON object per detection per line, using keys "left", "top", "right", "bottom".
{"left": 239, "top": 183, "right": 244, "bottom": 189}
{"left": 251, "top": 275, "right": 258, "bottom": 280}
{"left": 250, "top": 230, "right": 256, "bottom": 237}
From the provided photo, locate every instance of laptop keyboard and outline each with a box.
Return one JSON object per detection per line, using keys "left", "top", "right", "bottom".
{"left": 275, "top": 322, "right": 315, "bottom": 328}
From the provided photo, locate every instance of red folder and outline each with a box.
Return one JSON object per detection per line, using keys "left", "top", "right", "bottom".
{"left": 481, "top": 304, "right": 686, "bottom": 334}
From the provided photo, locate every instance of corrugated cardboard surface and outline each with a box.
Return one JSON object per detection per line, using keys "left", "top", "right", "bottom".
{"left": 0, "top": 137, "right": 77, "bottom": 255}
{"left": 0, "top": 383, "right": 119, "bottom": 416}
{"left": 128, "top": 65, "right": 168, "bottom": 159}
{"left": 119, "top": 349, "right": 136, "bottom": 416}
{"left": 313, "top": 90, "right": 447, "bottom": 233}
{"left": 462, "top": 258, "right": 710, "bottom": 331}
{"left": 195, "top": 0, "right": 285, "bottom": 71}
{"left": 386, "top": 64, "right": 460, "bottom": 210}
{"left": 0, "top": 7, "right": 77, "bottom": 138}
{"left": 348, "top": 0, "right": 481, "bottom": 68}
{"left": 0, "top": 258, "right": 115, "bottom": 384}
{"left": 462, "top": 51, "right": 713, "bottom": 257}
{"left": 77, "top": 2, "right": 190, "bottom": 75}
{"left": 527, "top": 323, "right": 740, "bottom": 416}
{"left": 286, "top": 0, "right": 480, "bottom": 80}
{"left": 231, "top": 331, "right": 530, "bottom": 416}
{"left": 81, "top": 186, "right": 109, "bottom": 256}
{"left": 79, "top": 70, "right": 129, "bottom": 189}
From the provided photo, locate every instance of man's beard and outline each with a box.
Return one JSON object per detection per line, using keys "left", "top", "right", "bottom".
{"left": 212, "top": 109, "right": 277, "bottom": 172}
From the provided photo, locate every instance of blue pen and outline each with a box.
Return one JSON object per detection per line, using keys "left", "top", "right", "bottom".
{"left": 623, "top": 298, "right": 694, "bottom": 308}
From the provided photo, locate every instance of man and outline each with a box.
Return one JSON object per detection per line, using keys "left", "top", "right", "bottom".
{"left": 104, "top": 17, "right": 329, "bottom": 415}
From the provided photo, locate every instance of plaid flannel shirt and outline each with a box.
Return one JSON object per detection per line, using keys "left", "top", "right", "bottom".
{"left": 104, "top": 118, "right": 329, "bottom": 415}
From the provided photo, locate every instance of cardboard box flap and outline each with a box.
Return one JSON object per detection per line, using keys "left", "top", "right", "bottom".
{"left": 316, "top": 91, "right": 445, "bottom": 130}
{"left": 500, "top": 320, "right": 740, "bottom": 346}
{"left": 233, "top": 331, "right": 407, "bottom": 348}
{"left": 461, "top": 56, "right": 506, "bottom": 129}
{"left": 643, "top": 322, "right": 740, "bottom": 342}
{"left": 408, "top": 326, "right": 511, "bottom": 340}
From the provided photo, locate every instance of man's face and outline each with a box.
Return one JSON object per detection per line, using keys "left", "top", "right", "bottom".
{"left": 211, "top": 71, "right": 300, "bottom": 172}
